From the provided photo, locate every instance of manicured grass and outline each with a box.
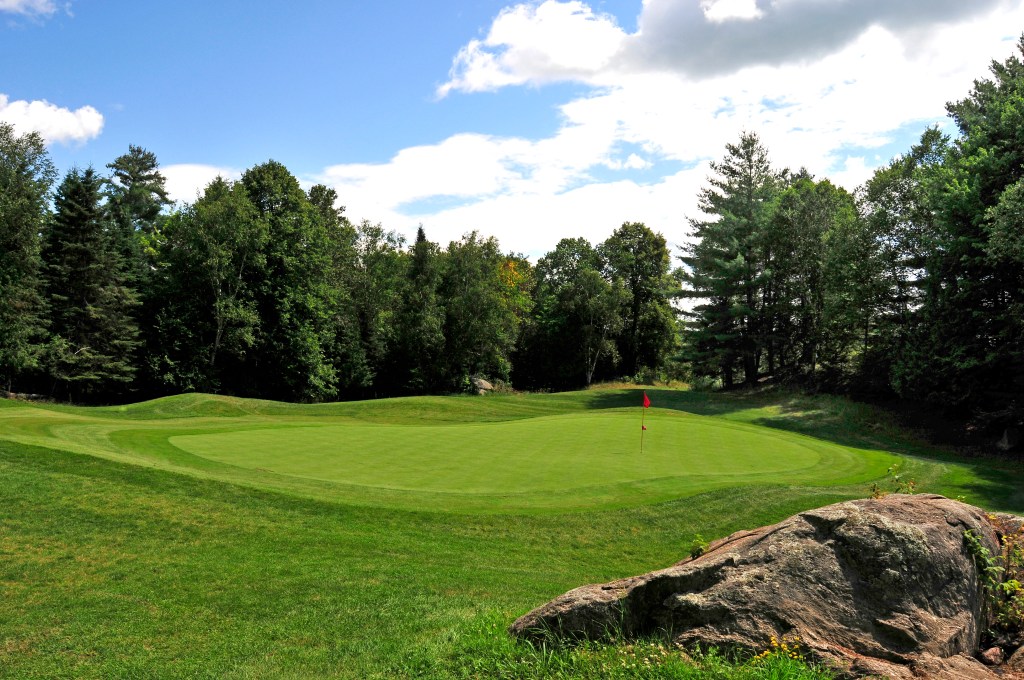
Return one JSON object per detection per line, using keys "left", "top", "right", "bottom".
{"left": 1, "top": 387, "right": 1021, "bottom": 678}
{"left": 0, "top": 389, "right": 902, "bottom": 512}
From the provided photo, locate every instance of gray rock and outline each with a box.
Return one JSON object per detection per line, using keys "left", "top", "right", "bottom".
{"left": 511, "top": 494, "right": 1011, "bottom": 678}
{"left": 470, "top": 376, "right": 493, "bottom": 395}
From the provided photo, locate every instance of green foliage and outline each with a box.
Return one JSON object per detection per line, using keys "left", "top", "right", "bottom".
{"left": 395, "top": 226, "right": 446, "bottom": 393}
{"left": 239, "top": 160, "right": 340, "bottom": 401}
{"left": 443, "top": 617, "right": 835, "bottom": 679}
{"left": 148, "top": 176, "right": 268, "bottom": 393}
{"left": 601, "top": 222, "right": 679, "bottom": 378}
{"left": 519, "top": 237, "right": 627, "bottom": 388}
{"left": 964, "top": 529, "right": 1006, "bottom": 621}
{"left": 986, "top": 516, "right": 1024, "bottom": 632}
{"left": 41, "top": 167, "right": 140, "bottom": 401}
{"left": 871, "top": 39, "right": 1024, "bottom": 410}
{"left": 5, "top": 35, "right": 1022, "bottom": 408}
{"left": 870, "top": 463, "right": 918, "bottom": 498}
{"left": 105, "top": 144, "right": 170, "bottom": 283}
{"left": 688, "top": 533, "right": 709, "bottom": 559}
{"left": 0, "top": 122, "right": 55, "bottom": 392}
{"left": 439, "top": 232, "right": 532, "bottom": 390}
{"left": 681, "top": 132, "right": 784, "bottom": 388}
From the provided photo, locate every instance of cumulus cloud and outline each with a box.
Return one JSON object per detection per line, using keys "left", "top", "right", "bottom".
{"left": 0, "top": 0, "right": 57, "bottom": 16}
{"left": 319, "top": 114, "right": 632, "bottom": 221}
{"left": 328, "top": 162, "right": 707, "bottom": 258}
{"left": 0, "top": 94, "right": 103, "bottom": 144}
{"left": 337, "top": 1, "right": 1024, "bottom": 257}
{"left": 162, "top": 164, "right": 242, "bottom": 204}
{"left": 440, "top": 0, "right": 1011, "bottom": 93}
{"left": 438, "top": 0, "right": 625, "bottom": 95}
{"left": 625, "top": 0, "right": 1008, "bottom": 77}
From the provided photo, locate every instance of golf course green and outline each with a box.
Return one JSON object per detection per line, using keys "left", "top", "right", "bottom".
{"left": 1, "top": 390, "right": 897, "bottom": 512}
{"left": 2, "top": 388, "right": 1022, "bottom": 678}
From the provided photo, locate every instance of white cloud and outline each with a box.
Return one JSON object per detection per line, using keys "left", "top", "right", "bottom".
{"left": 605, "top": 153, "right": 651, "bottom": 171}
{"left": 438, "top": 0, "right": 625, "bottom": 96}
{"left": 0, "top": 0, "right": 57, "bottom": 16}
{"left": 332, "top": 163, "right": 708, "bottom": 259}
{"left": 332, "top": 1, "right": 1024, "bottom": 257}
{"left": 439, "top": 0, "right": 1010, "bottom": 93}
{"left": 702, "top": 0, "right": 763, "bottom": 23}
{"left": 163, "top": 164, "right": 242, "bottom": 204}
{"left": 624, "top": 0, "right": 1007, "bottom": 78}
{"left": 0, "top": 94, "right": 103, "bottom": 145}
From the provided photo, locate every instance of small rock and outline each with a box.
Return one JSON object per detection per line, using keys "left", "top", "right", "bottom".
{"left": 470, "top": 376, "right": 493, "bottom": 394}
{"left": 1009, "top": 645, "right": 1024, "bottom": 671}
{"left": 979, "top": 646, "right": 1003, "bottom": 666}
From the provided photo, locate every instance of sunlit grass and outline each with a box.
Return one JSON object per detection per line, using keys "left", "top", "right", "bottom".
{"left": 1, "top": 387, "right": 1021, "bottom": 678}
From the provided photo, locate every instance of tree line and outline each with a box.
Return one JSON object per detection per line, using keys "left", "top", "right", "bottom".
{"left": 2, "top": 38, "right": 1022, "bottom": 426}
{"left": 682, "top": 38, "right": 1024, "bottom": 426}
{"left": 0, "top": 137, "right": 677, "bottom": 402}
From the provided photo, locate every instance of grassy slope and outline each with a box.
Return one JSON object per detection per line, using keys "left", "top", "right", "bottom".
{"left": 0, "top": 388, "right": 942, "bottom": 513}
{"left": 1, "top": 388, "right": 1021, "bottom": 678}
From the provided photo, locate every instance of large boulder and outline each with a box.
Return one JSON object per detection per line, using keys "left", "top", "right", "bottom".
{"left": 511, "top": 494, "right": 1021, "bottom": 679}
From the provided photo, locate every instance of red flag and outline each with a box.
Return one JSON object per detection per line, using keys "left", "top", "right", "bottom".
{"left": 642, "top": 425, "right": 647, "bottom": 430}
{"left": 642, "top": 391, "right": 651, "bottom": 408}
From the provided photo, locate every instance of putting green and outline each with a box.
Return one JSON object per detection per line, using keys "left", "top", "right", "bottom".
{"left": 170, "top": 411, "right": 868, "bottom": 493}
{"left": 0, "top": 392, "right": 900, "bottom": 512}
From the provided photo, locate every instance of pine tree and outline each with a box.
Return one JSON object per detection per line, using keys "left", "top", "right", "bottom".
{"left": 681, "top": 132, "right": 782, "bottom": 386}
{"left": 42, "top": 168, "right": 140, "bottom": 401}
{"left": 396, "top": 226, "right": 445, "bottom": 392}
{"left": 105, "top": 145, "right": 170, "bottom": 282}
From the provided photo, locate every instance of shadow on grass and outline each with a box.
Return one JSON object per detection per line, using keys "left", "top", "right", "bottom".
{"left": 581, "top": 386, "right": 1024, "bottom": 513}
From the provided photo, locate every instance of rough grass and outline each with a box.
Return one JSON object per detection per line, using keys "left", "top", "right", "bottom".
{"left": 1, "top": 387, "right": 1021, "bottom": 678}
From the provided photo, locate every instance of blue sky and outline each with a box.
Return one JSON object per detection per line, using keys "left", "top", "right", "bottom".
{"left": 3, "top": 0, "right": 1023, "bottom": 256}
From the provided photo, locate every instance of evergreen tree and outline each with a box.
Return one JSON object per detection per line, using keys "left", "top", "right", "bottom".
{"left": 42, "top": 168, "right": 140, "bottom": 401}
{"left": 681, "top": 133, "right": 782, "bottom": 386}
{"left": 396, "top": 226, "right": 445, "bottom": 393}
{"left": 856, "top": 130, "right": 947, "bottom": 395}
{"left": 889, "top": 39, "right": 1024, "bottom": 408}
{"left": 0, "top": 123, "right": 55, "bottom": 393}
{"left": 105, "top": 145, "right": 171, "bottom": 282}
{"left": 769, "top": 175, "right": 864, "bottom": 383}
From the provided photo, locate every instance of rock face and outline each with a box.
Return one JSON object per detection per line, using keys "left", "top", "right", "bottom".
{"left": 511, "top": 494, "right": 1020, "bottom": 679}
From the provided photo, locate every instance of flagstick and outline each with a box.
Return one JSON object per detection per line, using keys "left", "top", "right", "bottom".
{"left": 640, "top": 402, "right": 646, "bottom": 455}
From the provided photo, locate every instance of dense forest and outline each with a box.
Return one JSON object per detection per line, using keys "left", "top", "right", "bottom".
{"left": 1, "top": 40, "right": 1022, "bottom": 433}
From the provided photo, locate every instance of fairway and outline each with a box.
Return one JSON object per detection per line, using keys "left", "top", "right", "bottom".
{"left": 0, "top": 390, "right": 901, "bottom": 512}
{"left": 3, "top": 388, "right": 1023, "bottom": 679}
